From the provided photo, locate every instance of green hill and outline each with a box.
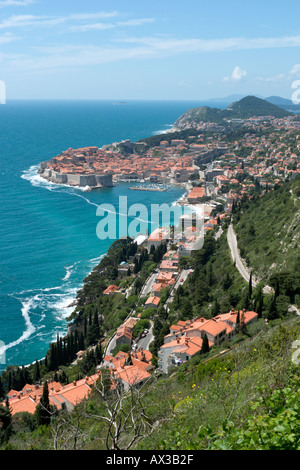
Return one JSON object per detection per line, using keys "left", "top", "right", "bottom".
{"left": 1, "top": 179, "right": 300, "bottom": 451}
{"left": 233, "top": 177, "right": 300, "bottom": 283}
{"left": 226, "top": 95, "right": 292, "bottom": 118}
{"left": 174, "top": 95, "right": 292, "bottom": 127}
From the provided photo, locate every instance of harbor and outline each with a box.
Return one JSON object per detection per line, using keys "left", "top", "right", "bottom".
{"left": 129, "top": 186, "right": 168, "bottom": 192}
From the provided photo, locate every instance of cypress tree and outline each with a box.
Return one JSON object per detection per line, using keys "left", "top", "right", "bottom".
{"left": 86, "top": 312, "right": 100, "bottom": 347}
{"left": 248, "top": 271, "right": 253, "bottom": 299}
{"left": 0, "top": 377, "right": 4, "bottom": 400}
{"left": 35, "top": 380, "right": 52, "bottom": 426}
{"left": 255, "top": 286, "right": 264, "bottom": 317}
{"left": 0, "top": 404, "right": 12, "bottom": 445}
{"left": 201, "top": 334, "right": 210, "bottom": 355}
{"left": 33, "top": 360, "right": 40, "bottom": 383}
{"left": 95, "top": 342, "right": 103, "bottom": 364}
{"left": 211, "top": 299, "right": 221, "bottom": 317}
{"left": 267, "top": 295, "right": 278, "bottom": 320}
{"left": 84, "top": 315, "right": 87, "bottom": 337}
{"left": 8, "top": 371, "right": 12, "bottom": 392}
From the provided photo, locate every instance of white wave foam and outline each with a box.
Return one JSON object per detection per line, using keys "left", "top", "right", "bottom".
{"left": 172, "top": 191, "right": 188, "bottom": 207}
{"left": 152, "top": 124, "right": 174, "bottom": 135}
{"left": 71, "top": 192, "right": 99, "bottom": 208}
{"left": 21, "top": 165, "right": 57, "bottom": 191}
{"left": 21, "top": 165, "right": 92, "bottom": 194}
{"left": 0, "top": 296, "right": 36, "bottom": 355}
{"left": 62, "top": 262, "right": 79, "bottom": 281}
{"left": 88, "top": 254, "right": 106, "bottom": 264}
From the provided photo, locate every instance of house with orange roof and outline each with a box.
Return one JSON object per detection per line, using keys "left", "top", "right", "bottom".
{"left": 158, "top": 310, "right": 259, "bottom": 373}
{"left": 187, "top": 186, "right": 206, "bottom": 203}
{"left": 158, "top": 334, "right": 213, "bottom": 373}
{"left": 214, "top": 309, "right": 258, "bottom": 330}
{"left": 147, "top": 226, "right": 171, "bottom": 251}
{"left": 111, "top": 365, "right": 151, "bottom": 392}
{"left": 103, "top": 285, "right": 121, "bottom": 296}
{"left": 102, "top": 351, "right": 129, "bottom": 370}
{"left": 115, "top": 325, "right": 132, "bottom": 347}
{"left": 159, "top": 259, "right": 178, "bottom": 272}
{"left": 132, "top": 348, "right": 153, "bottom": 364}
{"left": 151, "top": 282, "right": 165, "bottom": 297}
{"left": 4, "top": 373, "right": 101, "bottom": 416}
{"left": 145, "top": 295, "right": 160, "bottom": 309}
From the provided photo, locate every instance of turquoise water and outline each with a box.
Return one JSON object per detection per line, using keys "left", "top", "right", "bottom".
{"left": 0, "top": 99, "right": 223, "bottom": 370}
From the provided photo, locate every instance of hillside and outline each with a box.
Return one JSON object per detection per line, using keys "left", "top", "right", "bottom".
{"left": 226, "top": 95, "right": 292, "bottom": 118}
{"left": 266, "top": 95, "right": 300, "bottom": 112}
{"left": 1, "top": 179, "right": 299, "bottom": 450}
{"left": 2, "top": 222, "right": 300, "bottom": 449}
{"left": 233, "top": 177, "right": 300, "bottom": 284}
{"left": 174, "top": 95, "right": 292, "bottom": 128}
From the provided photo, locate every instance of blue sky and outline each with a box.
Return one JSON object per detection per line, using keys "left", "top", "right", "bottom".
{"left": 0, "top": 0, "right": 300, "bottom": 100}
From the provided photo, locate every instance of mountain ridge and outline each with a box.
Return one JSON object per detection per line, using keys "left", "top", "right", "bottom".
{"left": 174, "top": 95, "right": 293, "bottom": 127}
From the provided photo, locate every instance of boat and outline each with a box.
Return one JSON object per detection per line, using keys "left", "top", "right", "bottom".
{"left": 129, "top": 186, "right": 168, "bottom": 192}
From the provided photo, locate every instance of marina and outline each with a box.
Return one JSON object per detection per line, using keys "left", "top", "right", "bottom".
{"left": 129, "top": 186, "right": 168, "bottom": 192}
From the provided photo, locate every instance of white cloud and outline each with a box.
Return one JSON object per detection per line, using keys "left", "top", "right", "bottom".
{"left": 256, "top": 73, "right": 286, "bottom": 83}
{"left": 69, "top": 17, "right": 155, "bottom": 33}
{"left": 231, "top": 66, "right": 247, "bottom": 81}
{"left": 290, "top": 64, "right": 300, "bottom": 77}
{"left": 0, "top": 12, "right": 155, "bottom": 33}
{"left": 68, "top": 12, "right": 119, "bottom": 21}
{"left": 118, "top": 34, "right": 300, "bottom": 54}
{"left": 223, "top": 66, "right": 247, "bottom": 82}
{"left": 0, "top": 0, "right": 35, "bottom": 6}
{"left": 0, "top": 15, "right": 66, "bottom": 30}
{"left": 0, "top": 31, "right": 18, "bottom": 43}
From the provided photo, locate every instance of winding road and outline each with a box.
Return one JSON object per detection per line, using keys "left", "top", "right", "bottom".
{"left": 227, "top": 223, "right": 273, "bottom": 295}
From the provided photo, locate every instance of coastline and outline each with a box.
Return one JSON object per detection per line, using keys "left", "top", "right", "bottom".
{"left": 3, "top": 167, "right": 188, "bottom": 372}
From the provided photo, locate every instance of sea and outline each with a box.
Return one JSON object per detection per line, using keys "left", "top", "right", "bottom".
{"left": 0, "top": 99, "right": 225, "bottom": 372}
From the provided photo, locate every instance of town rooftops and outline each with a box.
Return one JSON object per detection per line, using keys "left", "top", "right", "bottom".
{"left": 145, "top": 295, "right": 160, "bottom": 306}
{"left": 103, "top": 285, "right": 120, "bottom": 295}
{"left": 215, "top": 309, "right": 258, "bottom": 325}
{"left": 161, "top": 335, "right": 213, "bottom": 357}
{"left": 116, "top": 325, "right": 132, "bottom": 341}
{"left": 148, "top": 226, "right": 170, "bottom": 241}
{"left": 112, "top": 365, "right": 151, "bottom": 387}
{"left": 4, "top": 373, "right": 101, "bottom": 416}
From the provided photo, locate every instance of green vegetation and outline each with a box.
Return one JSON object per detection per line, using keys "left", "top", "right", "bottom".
{"left": 0, "top": 237, "right": 168, "bottom": 400}
{"left": 141, "top": 318, "right": 300, "bottom": 450}
{"left": 174, "top": 96, "right": 292, "bottom": 127}
{"left": 0, "top": 174, "right": 299, "bottom": 450}
{"left": 233, "top": 176, "right": 300, "bottom": 307}
{"left": 1, "top": 314, "right": 299, "bottom": 450}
